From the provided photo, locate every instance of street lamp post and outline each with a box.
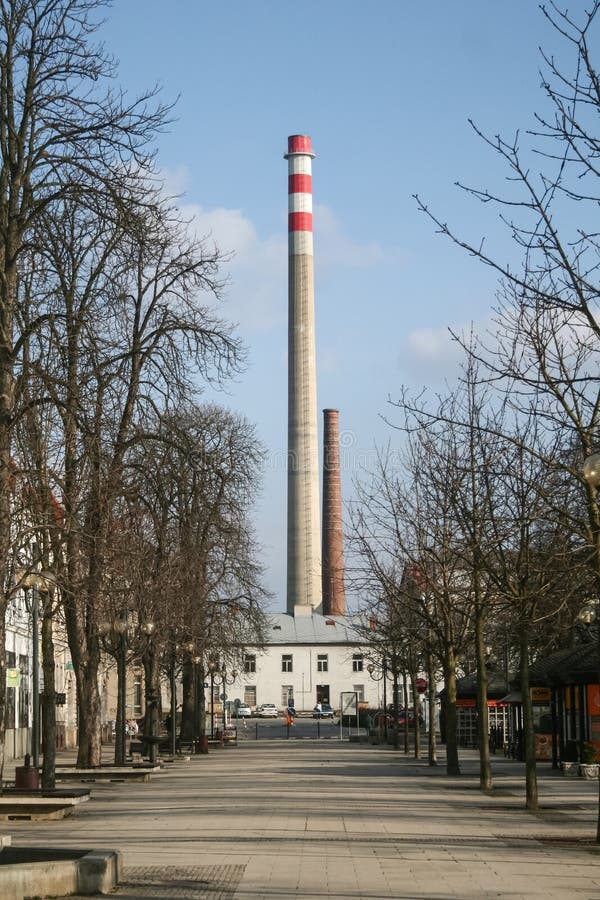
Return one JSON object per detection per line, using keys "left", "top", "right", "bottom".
{"left": 208, "top": 661, "right": 217, "bottom": 738}
{"left": 582, "top": 451, "right": 600, "bottom": 842}
{"left": 31, "top": 578, "right": 40, "bottom": 769}
{"left": 169, "top": 640, "right": 177, "bottom": 757}
{"left": 193, "top": 655, "right": 202, "bottom": 752}
{"left": 367, "top": 660, "right": 388, "bottom": 742}
{"left": 219, "top": 669, "right": 238, "bottom": 733}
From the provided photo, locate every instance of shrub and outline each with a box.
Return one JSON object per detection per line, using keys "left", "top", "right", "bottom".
{"left": 581, "top": 742, "right": 598, "bottom": 764}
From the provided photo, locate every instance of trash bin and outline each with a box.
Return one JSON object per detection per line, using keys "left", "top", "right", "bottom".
{"left": 15, "top": 760, "right": 40, "bottom": 791}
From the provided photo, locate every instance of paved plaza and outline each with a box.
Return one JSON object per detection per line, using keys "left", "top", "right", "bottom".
{"left": 4, "top": 738, "right": 600, "bottom": 899}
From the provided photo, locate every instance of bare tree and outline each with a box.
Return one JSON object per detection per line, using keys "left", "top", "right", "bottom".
{"left": 412, "top": 2, "right": 600, "bottom": 818}
{"left": 0, "top": 0, "right": 175, "bottom": 775}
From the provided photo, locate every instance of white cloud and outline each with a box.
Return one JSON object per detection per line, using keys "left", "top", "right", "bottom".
{"left": 177, "top": 203, "right": 287, "bottom": 332}
{"left": 173, "top": 201, "right": 386, "bottom": 334}
{"left": 314, "top": 204, "right": 384, "bottom": 269}
{"left": 401, "top": 326, "right": 464, "bottom": 385}
{"left": 407, "top": 326, "right": 455, "bottom": 359}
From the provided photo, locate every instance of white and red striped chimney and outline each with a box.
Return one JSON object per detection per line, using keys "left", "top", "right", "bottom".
{"left": 284, "top": 134, "right": 322, "bottom": 616}
{"left": 322, "top": 409, "right": 346, "bottom": 616}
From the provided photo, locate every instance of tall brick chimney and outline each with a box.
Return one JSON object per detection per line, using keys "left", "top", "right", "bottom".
{"left": 322, "top": 409, "right": 346, "bottom": 616}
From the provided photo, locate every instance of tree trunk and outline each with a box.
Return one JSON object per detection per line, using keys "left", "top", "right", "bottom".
{"left": 475, "top": 612, "right": 492, "bottom": 791}
{"left": 144, "top": 646, "right": 161, "bottom": 765}
{"left": 114, "top": 642, "right": 126, "bottom": 767}
{"left": 402, "top": 671, "right": 409, "bottom": 753}
{"left": 426, "top": 642, "right": 437, "bottom": 765}
{"left": 411, "top": 675, "right": 421, "bottom": 760}
{"left": 180, "top": 659, "right": 194, "bottom": 741}
{"left": 443, "top": 645, "right": 461, "bottom": 776}
{"left": 75, "top": 665, "right": 102, "bottom": 767}
{"left": 40, "top": 600, "right": 56, "bottom": 789}
{"left": 519, "top": 615, "right": 538, "bottom": 810}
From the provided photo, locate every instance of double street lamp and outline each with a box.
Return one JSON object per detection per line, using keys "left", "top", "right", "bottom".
{"left": 207, "top": 662, "right": 237, "bottom": 737}
{"left": 99, "top": 614, "right": 155, "bottom": 765}
{"left": 16, "top": 556, "right": 54, "bottom": 770}
{"left": 367, "top": 660, "right": 388, "bottom": 743}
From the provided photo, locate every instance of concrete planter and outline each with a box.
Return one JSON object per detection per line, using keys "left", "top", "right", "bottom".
{"left": 562, "top": 761, "right": 580, "bottom": 776}
{"left": 580, "top": 763, "right": 600, "bottom": 779}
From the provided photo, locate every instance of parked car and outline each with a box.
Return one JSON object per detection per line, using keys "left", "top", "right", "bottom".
{"left": 313, "top": 703, "right": 334, "bottom": 719}
{"left": 233, "top": 702, "right": 252, "bottom": 718}
{"left": 375, "top": 708, "right": 424, "bottom": 729}
{"left": 256, "top": 703, "right": 279, "bottom": 717}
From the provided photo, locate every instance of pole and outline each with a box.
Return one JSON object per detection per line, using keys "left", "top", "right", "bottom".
{"left": 210, "top": 672, "right": 214, "bottom": 739}
{"left": 170, "top": 652, "right": 177, "bottom": 757}
{"left": 382, "top": 660, "right": 388, "bottom": 743}
{"left": 392, "top": 660, "right": 400, "bottom": 751}
{"left": 31, "top": 582, "right": 39, "bottom": 769}
{"left": 193, "top": 663, "right": 198, "bottom": 753}
{"left": 117, "top": 632, "right": 127, "bottom": 765}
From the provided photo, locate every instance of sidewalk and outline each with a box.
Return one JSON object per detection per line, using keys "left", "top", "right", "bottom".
{"left": 4, "top": 740, "right": 600, "bottom": 899}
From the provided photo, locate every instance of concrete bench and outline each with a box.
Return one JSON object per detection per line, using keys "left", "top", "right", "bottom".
{"left": 0, "top": 788, "right": 90, "bottom": 820}
{"left": 52, "top": 765, "right": 160, "bottom": 783}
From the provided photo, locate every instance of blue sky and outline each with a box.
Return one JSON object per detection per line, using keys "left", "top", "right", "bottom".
{"left": 99, "top": 2, "right": 572, "bottom": 609}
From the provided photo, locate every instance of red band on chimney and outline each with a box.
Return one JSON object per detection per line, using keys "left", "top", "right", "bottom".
{"left": 289, "top": 174, "right": 312, "bottom": 195}
{"left": 288, "top": 211, "right": 313, "bottom": 233}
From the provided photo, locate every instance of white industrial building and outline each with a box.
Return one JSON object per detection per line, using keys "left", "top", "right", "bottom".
{"left": 226, "top": 611, "right": 383, "bottom": 714}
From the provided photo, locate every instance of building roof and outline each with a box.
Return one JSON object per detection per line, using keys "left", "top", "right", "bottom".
{"left": 264, "top": 612, "right": 367, "bottom": 646}
{"left": 527, "top": 642, "right": 598, "bottom": 686}
{"left": 440, "top": 667, "right": 511, "bottom": 701}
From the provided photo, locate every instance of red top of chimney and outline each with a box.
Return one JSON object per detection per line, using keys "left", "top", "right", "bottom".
{"left": 285, "top": 135, "right": 315, "bottom": 158}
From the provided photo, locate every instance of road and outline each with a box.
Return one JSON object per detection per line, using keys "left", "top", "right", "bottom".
{"left": 231, "top": 713, "right": 343, "bottom": 741}
{"left": 5, "top": 739, "right": 600, "bottom": 899}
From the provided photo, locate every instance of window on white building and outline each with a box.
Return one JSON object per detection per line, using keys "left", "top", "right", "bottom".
{"left": 244, "top": 654, "right": 256, "bottom": 674}
{"left": 352, "top": 654, "right": 364, "bottom": 672}
{"left": 282, "top": 654, "right": 293, "bottom": 673}
{"left": 281, "top": 685, "right": 293, "bottom": 707}
{"left": 353, "top": 684, "right": 365, "bottom": 701}
{"left": 245, "top": 686, "right": 256, "bottom": 707}
{"left": 317, "top": 654, "right": 328, "bottom": 673}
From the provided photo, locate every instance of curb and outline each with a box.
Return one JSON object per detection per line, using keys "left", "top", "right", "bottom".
{"left": 0, "top": 847, "right": 120, "bottom": 899}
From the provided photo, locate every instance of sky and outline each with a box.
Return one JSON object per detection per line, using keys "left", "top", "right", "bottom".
{"left": 98, "top": 1, "right": 575, "bottom": 610}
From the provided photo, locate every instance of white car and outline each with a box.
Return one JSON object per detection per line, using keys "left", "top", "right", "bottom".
{"left": 234, "top": 702, "right": 252, "bottom": 718}
{"left": 256, "top": 703, "right": 279, "bottom": 718}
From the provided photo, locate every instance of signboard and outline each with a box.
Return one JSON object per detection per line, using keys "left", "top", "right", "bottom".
{"left": 339, "top": 691, "right": 359, "bottom": 738}
{"left": 588, "top": 685, "right": 600, "bottom": 716}
{"left": 531, "top": 687, "right": 550, "bottom": 703}
{"left": 415, "top": 678, "right": 427, "bottom": 693}
{"left": 6, "top": 668, "right": 19, "bottom": 687}
{"left": 340, "top": 692, "right": 357, "bottom": 717}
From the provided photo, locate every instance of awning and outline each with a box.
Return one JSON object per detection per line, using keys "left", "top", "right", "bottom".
{"left": 499, "top": 691, "right": 522, "bottom": 703}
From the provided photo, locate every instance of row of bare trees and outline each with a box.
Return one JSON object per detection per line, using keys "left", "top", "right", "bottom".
{"left": 0, "top": 0, "right": 269, "bottom": 782}
{"left": 351, "top": 2, "right": 600, "bottom": 820}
